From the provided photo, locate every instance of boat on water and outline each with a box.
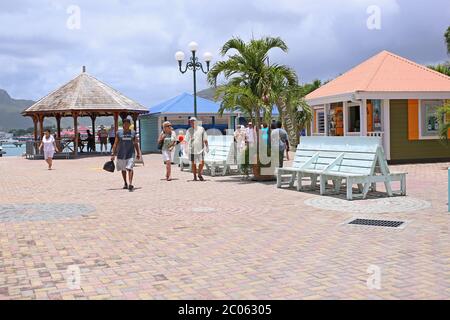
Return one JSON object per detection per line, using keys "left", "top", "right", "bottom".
{"left": 0, "top": 146, "right": 5, "bottom": 157}
{"left": 0, "top": 138, "right": 24, "bottom": 147}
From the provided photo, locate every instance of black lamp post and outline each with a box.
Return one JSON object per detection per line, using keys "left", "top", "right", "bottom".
{"left": 175, "top": 42, "right": 213, "bottom": 118}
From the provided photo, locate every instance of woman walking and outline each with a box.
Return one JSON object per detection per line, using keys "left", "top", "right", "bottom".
{"left": 39, "top": 129, "right": 59, "bottom": 170}
{"left": 158, "top": 121, "right": 177, "bottom": 181}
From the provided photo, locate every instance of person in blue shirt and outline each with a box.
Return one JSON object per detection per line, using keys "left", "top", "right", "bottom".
{"left": 111, "top": 119, "right": 142, "bottom": 192}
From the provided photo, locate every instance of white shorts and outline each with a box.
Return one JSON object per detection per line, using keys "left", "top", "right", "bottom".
{"left": 116, "top": 158, "right": 135, "bottom": 171}
{"left": 44, "top": 151, "right": 54, "bottom": 160}
{"left": 162, "top": 150, "right": 172, "bottom": 162}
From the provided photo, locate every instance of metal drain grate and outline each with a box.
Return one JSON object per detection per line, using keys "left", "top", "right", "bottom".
{"left": 348, "top": 218, "right": 404, "bottom": 228}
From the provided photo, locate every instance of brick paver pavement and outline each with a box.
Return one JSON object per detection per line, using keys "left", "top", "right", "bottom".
{"left": 0, "top": 155, "right": 449, "bottom": 300}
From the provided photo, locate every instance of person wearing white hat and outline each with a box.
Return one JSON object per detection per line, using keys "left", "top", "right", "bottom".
{"left": 184, "top": 117, "right": 209, "bottom": 181}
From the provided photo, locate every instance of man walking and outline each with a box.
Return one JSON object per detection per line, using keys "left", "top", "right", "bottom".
{"left": 271, "top": 121, "right": 289, "bottom": 168}
{"left": 185, "top": 117, "right": 208, "bottom": 181}
{"left": 111, "top": 118, "right": 142, "bottom": 192}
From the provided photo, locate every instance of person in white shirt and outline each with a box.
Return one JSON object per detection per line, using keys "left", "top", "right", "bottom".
{"left": 39, "top": 129, "right": 59, "bottom": 170}
{"left": 245, "top": 122, "right": 256, "bottom": 145}
{"left": 184, "top": 117, "right": 209, "bottom": 181}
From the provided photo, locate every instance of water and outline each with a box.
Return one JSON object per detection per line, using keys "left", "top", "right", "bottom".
{"left": 1, "top": 145, "right": 26, "bottom": 157}
{"left": 1, "top": 143, "right": 112, "bottom": 157}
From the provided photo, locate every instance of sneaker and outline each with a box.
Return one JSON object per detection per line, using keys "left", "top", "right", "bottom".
{"left": 123, "top": 183, "right": 128, "bottom": 190}
{"left": 128, "top": 185, "right": 135, "bottom": 192}
{"left": 198, "top": 175, "right": 204, "bottom": 181}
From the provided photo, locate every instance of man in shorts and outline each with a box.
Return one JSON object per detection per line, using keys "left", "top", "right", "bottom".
{"left": 185, "top": 117, "right": 208, "bottom": 181}
{"left": 111, "top": 119, "right": 142, "bottom": 192}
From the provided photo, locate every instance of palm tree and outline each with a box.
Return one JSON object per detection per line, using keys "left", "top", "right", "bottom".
{"left": 428, "top": 26, "right": 450, "bottom": 76}
{"left": 428, "top": 63, "right": 450, "bottom": 76}
{"left": 208, "top": 36, "right": 298, "bottom": 179}
{"left": 208, "top": 36, "right": 297, "bottom": 129}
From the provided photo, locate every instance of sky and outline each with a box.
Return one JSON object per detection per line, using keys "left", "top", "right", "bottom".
{"left": 0, "top": 0, "right": 449, "bottom": 108}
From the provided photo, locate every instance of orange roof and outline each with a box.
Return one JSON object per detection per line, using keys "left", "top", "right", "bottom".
{"left": 306, "top": 50, "right": 450, "bottom": 102}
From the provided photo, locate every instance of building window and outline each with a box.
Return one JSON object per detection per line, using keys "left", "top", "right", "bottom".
{"left": 317, "top": 111, "right": 325, "bottom": 133}
{"left": 420, "top": 100, "right": 444, "bottom": 138}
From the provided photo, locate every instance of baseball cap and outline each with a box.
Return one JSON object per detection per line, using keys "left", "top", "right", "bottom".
{"left": 189, "top": 117, "right": 197, "bottom": 122}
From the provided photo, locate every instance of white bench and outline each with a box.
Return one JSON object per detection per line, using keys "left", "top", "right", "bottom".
{"left": 276, "top": 136, "right": 407, "bottom": 200}
{"left": 204, "top": 136, "right": 236, "bottom": 176}
{"left": 179, "top": 136, "right": 236, "bottom": 176}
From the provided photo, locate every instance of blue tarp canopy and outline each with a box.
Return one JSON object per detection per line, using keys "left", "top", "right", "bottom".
{"left": 149, "top": 92, "right": 279, "bottom": 116}
{"left": 150, "top": 92, "right": 226, "bottom": 115}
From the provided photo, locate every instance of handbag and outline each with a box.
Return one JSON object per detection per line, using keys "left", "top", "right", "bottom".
{"left": 103, "top": 160, "right": 115, "bottom": 173}
{"left": 157, "top": 132, "right": 165, "bottom": 150}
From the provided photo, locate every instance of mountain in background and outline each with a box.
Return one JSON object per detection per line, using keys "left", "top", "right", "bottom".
{"left": 0, "top": 89, "right": 35, "bottom": 130}
{"left": 0, "top": 88, "right": 120, "bottom": 131}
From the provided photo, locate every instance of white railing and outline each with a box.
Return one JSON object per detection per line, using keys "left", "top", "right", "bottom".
{"left": 345, "top": 132, "right": 361, "bottom": 136}
{"left": 312, "top": 133, "right": 325, "bottom": 136}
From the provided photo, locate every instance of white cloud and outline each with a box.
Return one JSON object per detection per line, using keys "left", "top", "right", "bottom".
{"left": 0, "top": 0, "right": 448, "bottom": 106}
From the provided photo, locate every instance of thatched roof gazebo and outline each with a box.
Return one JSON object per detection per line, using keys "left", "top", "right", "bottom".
{"left": 22, "top": 67, "right": 148, "bottom": 157}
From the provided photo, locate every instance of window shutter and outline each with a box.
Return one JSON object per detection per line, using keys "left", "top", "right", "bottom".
{"left": 407, "top": 99, "right": 419, "bottom": 140}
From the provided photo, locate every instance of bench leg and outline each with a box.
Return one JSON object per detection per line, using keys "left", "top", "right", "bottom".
{"left": 384, "top": 180, "right": 393, "bottom": 197}
{"left": 297, "top": 172, "right": 303, "bottom": 191}
{"left": 320, "top": 176, "right": 326, "bottom": 195}
{"left": 362, "top": 183, "right": 371, "bottom": 199}
{"left": 276, "top": 171, "right": 282, "bottom": 188}
{"left": 346, "top": 178, "right": 353, "bottom": 200}
{"left": 400, "top": 175, "right": 406, "bottom": 196}
{"left": 371, "top": 182, "right": 377, "bottom": 192}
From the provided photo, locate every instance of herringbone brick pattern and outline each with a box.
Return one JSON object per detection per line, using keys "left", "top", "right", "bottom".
{"left": 0, "top": 155, "right": 449, "bottom": 300}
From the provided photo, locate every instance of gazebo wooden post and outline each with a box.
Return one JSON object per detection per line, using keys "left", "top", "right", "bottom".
{"left": 38, "top": 113, "right": 45, "bottom": 139}
{"left": 132, "top": 113, "right": 139, "bottom": 131}
{"left": 90, "top": 113, "right": 97, "bottom": 152}
{"left": 73, "top": 112, "right": 79, "bottom": 157}
{"left": 113, "top": 112, "right": 119, "bottom": 135}
{"left": 32, "top": 115, "right": 38, "bottom": 141}
{"left": 55, "top": 114, "right": 62, "bottom": 139}
{"left": 32, "top": 115, "right": 39, "bottom": 154}
{"left": 55, "top": 113, "right": 62, "bottom": 152}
